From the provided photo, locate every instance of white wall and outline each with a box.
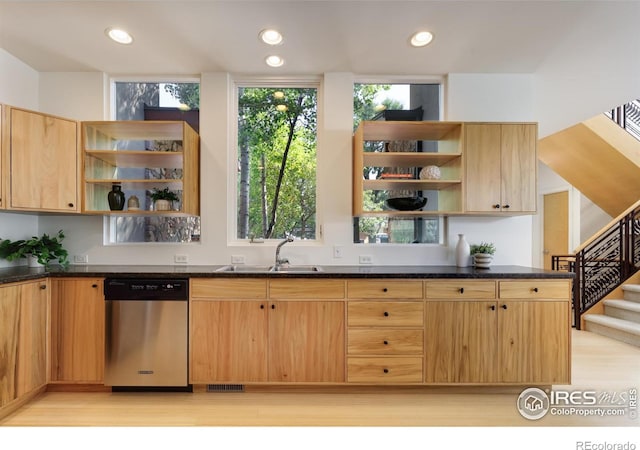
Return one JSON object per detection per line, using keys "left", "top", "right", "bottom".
{"left": 0, "top": 49, "right": 40, "bottom": 268}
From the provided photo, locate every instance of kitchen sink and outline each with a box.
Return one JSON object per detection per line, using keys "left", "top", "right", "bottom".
{"left": 270, "top": 265, "right": 324, "bottom": 273}
{"left": 216, "top": 265, "right": 273, "bottom": 272}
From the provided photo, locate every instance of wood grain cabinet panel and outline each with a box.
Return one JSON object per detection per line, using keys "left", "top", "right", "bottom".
{"left": 348, "top": 329, "right": 424, "bottom": 355}
{"left": 50, "top": 278, "right": 105, "bottom": 383}
{"left": 0, "top": 280, "right": 47, "bottom": 409}
{"left": 347, "top": 280, "right": 423, "bottom": 299}
{"left": 425, "top": 280, "right": 496, "bottom": 299}
{"left": 190, "top": 300, "right": 268, "bottom": 383}
{"left": 347, "top": 357, "right": 423, "bottom": 383}
{"left": 190, "top": 279, "right": 267, "bottom": 299}
{"left": 465, "top": 123, "right": 537, "bottom": 213}
{"left": 7, "top": 107, "right": 79, "bottom": 212}
{"left": 425, "top": 301, "right": 498, "bottom": 383}
{"left": 498, "top": 281, "right": 570, "bottom": 299}
{"left": 269, "top": 279, "right": 345, "bottom": 299}
{"left": 348, "top": 302, "right": 424, "bottom": 327}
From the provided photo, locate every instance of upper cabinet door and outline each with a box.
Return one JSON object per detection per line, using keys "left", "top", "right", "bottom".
{"left": 464, "top": 123, "right": 502, "bottom": 212}
{"left": 465, "top": 123, "right": 537, "bottom": 214}
{"left": 8, "top": 108, "right": 78, "bottom": 212}
{"left": 500, "top": 124, "right": 537, "bottom": 213}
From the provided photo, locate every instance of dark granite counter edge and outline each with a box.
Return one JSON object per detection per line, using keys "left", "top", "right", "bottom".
{"left": 0, "top": 265, "right": 574, "bottom": 286}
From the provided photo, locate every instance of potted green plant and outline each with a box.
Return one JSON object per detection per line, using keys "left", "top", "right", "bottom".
{"left": 0, "top": 230, "right": 69, "bottom": 268}
{"left": 149, "top": 187, "right": 180, "bottom": 211}
{"left": 470, "top": 241, "right": 496, "bottom": 268}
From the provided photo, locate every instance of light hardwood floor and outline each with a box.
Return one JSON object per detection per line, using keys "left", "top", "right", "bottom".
{"left": 1, "top": 330, "right": 639, "bottom": 427}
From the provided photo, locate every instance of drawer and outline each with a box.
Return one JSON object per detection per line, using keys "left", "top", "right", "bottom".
{"left": 348, "top": 329, "right": 424, "bottom": 355}
{"left": 269, "top": 279, "right": 345, "bottom": 299}
{"left": 190, "top": 278, "right": 267, "bottom": 299}
{"left": 347, "top": 357, "right": 423, "bottom": 383}
{"left": 425, "top": 280, "right": 496, "bottom": 299}
{"left": 347, "top": 280, "right": 423, "bottom": 299}
{"left": 498, "top": 280, "right": 570, "bottom": 299}
{"left": 348, "top": 302, "right": 424, "bottom": 327}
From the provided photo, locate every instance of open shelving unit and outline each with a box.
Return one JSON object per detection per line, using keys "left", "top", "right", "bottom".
{"left": 81, "top": 121, "right": 200, "bottom": 216}
{"left": 352, "top": 121, "right": 464, "bottom": 217}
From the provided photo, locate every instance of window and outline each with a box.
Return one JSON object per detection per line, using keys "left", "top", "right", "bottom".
{"left": 353, "top": 82, "right": 444, "bottom": 244}
{"left": 106, "top": 80, "right": 201, "bottom": 244}
{"left": 235, "top": 83, "right": 318, "bottom": 240}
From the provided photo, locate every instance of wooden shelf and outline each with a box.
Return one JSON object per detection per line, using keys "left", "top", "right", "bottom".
{"left": 363, "top": 152, "right": 461, "bottom": 167}
{"left": 83, "top": 210, "right": 193, "bottom": 217}
{"left": 85, "top": 150, "right": 183, "bottom": 168}
{"left": 85, "top": 179, "right": 183, "bottom": 190}
{"left": 82, "top": 121, "right": 187, "bottom": 140}
{"left": 356, "top": 210, "right": 465, "bottom": 217}
{"left": 357, "top": 121, "right": 463, "bottom": 141}
{"left": 363, "top": 179, "right": 461, "bottom": 191}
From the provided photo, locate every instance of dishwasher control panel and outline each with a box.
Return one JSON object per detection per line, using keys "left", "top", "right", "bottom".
{"left": 104, "top": 278, "right": 188, "bottom": 300}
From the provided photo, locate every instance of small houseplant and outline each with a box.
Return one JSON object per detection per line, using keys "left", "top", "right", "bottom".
{"left": 149, "top": 187, "right": 180, "bottom": 211}
{"left": 0, "top": 230, "right": 69, "bottom": 268}
{"left": 470, "top": 241, "right": 496, "bottom": 268}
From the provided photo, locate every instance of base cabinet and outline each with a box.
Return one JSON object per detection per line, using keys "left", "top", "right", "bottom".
{"left": 190, "top": 279, "right": 345, "bottom": 384}
{"left": 50, "top": 278, "right": 105, "bottom": 383}
{"left": 0, "top": 279, "right": 47, "bottom": 409}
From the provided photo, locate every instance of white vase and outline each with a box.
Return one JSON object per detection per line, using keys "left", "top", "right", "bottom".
{"left": 455, "top": 234, "right": 470, "bottom": 268}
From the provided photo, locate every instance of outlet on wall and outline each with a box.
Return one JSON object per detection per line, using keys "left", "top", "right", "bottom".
{"left": 359, "top": 255, "right": 373, "bottom": 264}
{"left": 174, "top": 254, "right": 188, "bottom": 264}
{"left": 73, "top": 254, "right": 88, "bottom": 264}
{"left": 231, "top": 255, "right": 246, "bottom": 264}
{"left": 333, "top": 245, "right": 343, "bottom": 258}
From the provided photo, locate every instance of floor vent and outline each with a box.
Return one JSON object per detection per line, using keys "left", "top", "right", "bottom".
{"left": 206, "top": 384, "right": 245, "bottom": 393}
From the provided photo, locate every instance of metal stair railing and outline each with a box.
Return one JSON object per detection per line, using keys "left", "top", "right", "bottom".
{"left": 606, "top": 99, "right": 640, "bottom": 141}
{"left": 555, "top": 200, "right": 640, "bottom": 329}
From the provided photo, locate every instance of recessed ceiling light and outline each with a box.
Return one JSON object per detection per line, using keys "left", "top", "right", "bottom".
{"left": 410, "top": 30, "right": 434, "bottom": 47}
{"left": 105, "top": 27, "right": 134, "bottom": 45}
{"left": 265, "top": 55, "right": 284, "bottom": 68}
{"left": 259, "top": 29, "right": 283, "bottom": 46}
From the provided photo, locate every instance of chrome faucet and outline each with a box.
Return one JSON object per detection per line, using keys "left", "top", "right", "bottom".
{"left": 274, "top": 235, "right": 294, "bottom": 270}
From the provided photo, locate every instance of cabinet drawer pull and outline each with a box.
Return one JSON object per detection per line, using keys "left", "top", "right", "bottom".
{"left": 40, "top": 285, "right": 47, "bottom": 290}
{"left": 532, "top": 287, "right": 539, "bottom": 293}
{"left": 91, "top": 284, "right": 98, "bottom": 288}
{"left": 459, "top": 287, "right": 464, "bottom": 294}
{"left": 383, "top": 340, "right": 389, "bottom": 345}
{"left": 493, "top": 204, "right": 501, "bottom": 209}
{"left": 383, "top": 368, "right": 389, "bottom": 374}
{"left": 490, "top": 305, "right": 496, "bottom": 311}
{"left": 383, "top": 311, "right": 389, "bottom": 317}
{"left": 260, "top": 304, "right": 265, "bottom": 309}
{"left": 271, "top": 304, "right": 275, "bottom": 309}
{"left": 382, "top": 288, "right": 388, "bottom": 293}
{"left": 501, "top": 304, "right": 508, "bottom": 310}
{"left": 68, "top": 203, "right": 74, "bottom": 208}
{"left": 503, "top": 204, "right": 510, "bottom": 209}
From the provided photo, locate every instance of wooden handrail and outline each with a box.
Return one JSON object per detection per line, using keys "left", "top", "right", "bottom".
{"left": 573, "top": 198, "right": 640, "bottom": 254}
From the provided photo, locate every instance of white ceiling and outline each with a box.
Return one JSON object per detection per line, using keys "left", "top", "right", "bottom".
{"left": 0, "top": 1, "right": 626, "bottom": 76}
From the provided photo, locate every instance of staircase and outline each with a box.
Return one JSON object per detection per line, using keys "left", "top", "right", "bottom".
{"left": 584, "top": 284, "right": 640, "bottom": 347}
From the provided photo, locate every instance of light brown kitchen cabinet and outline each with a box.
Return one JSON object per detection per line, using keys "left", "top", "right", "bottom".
{"left": 190, "top": 300, "right": 268, "bottom": 383}
{"left": 0, "top": 279, "right": 47, "bottom": 410}
{"left": 189, "top": 278, "right": 345, "bottom": 384}
{"left": 82, "top": 121, "right": 200, "bottom": 216}
{"left": 352, "top": 120, "right": 464, "bottom": 217}
{"left": 425, "top": 279, "right": 571, "bottom": 384}
{"left": 50, "top": 278, "right": 105, "bottom": 383}
{"left": 2, "top": 106, "right": 79, "bottom": 212}
{"left": 0, "top": 105, "right": 5, "bottom": 209}
{"left": 465, "top": 123, "right": 537, "bottom": 213}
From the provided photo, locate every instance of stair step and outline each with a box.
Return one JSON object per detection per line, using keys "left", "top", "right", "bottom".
{"left": 622, "top": 284, "right": 640, "bottom": 303}
{"left": 604, "top": 299, "right": 640, "bottom": 323}
{"left": 584, "top": 314, "right": 640, "bottom": 347}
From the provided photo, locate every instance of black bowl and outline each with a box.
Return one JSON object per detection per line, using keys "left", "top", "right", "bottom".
{"left": 385, "top": 196, "right": 427, "bottom": 211}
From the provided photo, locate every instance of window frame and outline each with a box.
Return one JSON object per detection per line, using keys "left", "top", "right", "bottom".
{"left": 103, "top": 76, "right": 202, "bottom": 246}
{"left": 352, "top": 76, "right": 447, "bottom": 246}
{"left": 228, "top": 76, "right": 323, "bottom": 245}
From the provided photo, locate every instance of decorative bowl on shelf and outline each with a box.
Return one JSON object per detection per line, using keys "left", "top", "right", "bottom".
{"left": 385, "top": 196, "right": 427, "bottom": 211}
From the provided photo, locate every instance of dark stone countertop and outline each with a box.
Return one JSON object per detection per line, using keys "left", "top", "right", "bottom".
{"left": 0, "top": 264, "right": 574, "bottom": 285}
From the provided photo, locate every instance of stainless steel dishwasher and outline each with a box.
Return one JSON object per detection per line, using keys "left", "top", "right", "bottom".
{"left": 104, "top": 278, "right": 189, "bottom": 390}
